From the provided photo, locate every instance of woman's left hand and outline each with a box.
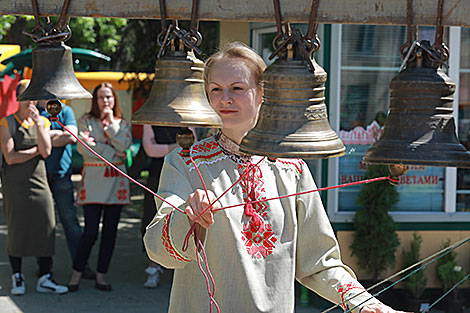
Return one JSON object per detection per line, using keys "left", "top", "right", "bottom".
{"left": 114, "top": 151, "right": 127, "bottom": 159}
{"left": 361, "top": 303, "right": 410, "bottom": 313}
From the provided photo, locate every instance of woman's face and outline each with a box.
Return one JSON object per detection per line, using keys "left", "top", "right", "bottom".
{"left": 207, "top": 58, "right": 263, "bottom": 141}
{"left": 96, "top": 86, "right": 115, "bottom": 114}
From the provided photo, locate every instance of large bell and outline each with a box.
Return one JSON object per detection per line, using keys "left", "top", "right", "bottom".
{"left": 18, "top": 42, "right": 92, "bottom": 101}
{"left": 132, "top": 50, "right": 222, "bottom": 128}
{"left": 364, "top": 40, "right": 470, "bottom": 167}
{"left": 239, "top": 55, "right": 345, "bottom": 159}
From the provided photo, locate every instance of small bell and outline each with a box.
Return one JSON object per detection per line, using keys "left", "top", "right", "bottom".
{"left": 240, "top": 51, "right": 345, "bottom": 159}
{"left": 364, "top": 40, "right": 470, "bottom": 168}
{"left": 18, "top": 42, "right": 92, "bottom": 101}
{"left": 132, "top": 49, "right": 222, "bottom": 128}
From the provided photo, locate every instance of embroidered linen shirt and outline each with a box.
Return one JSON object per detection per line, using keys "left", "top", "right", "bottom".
{"left": 76, "top": 114, "right": 132, "bottom": 205}
{"left": 144, "top": 133, "right": 378, "bottom": 313}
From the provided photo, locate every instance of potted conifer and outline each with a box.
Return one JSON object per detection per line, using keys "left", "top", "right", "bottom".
{"left": 435, "top": 240, "right": 465, "bottom": 313}
{"left": 350, "top": 164, "right": 400, "bottom": 304}
{"left": 401, "top": 232, "right": 428, "bottom": 312}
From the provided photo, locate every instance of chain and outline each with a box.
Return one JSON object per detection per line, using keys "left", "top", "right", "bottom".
{"left": 23, "top": 0, "right": 72, "bottom": 43}
{"left": 157, "top": 0, "right": 203, "bottom": 58}
{"left": 398, "top": 0, "right": 450, "bottom": 72}
{"left": 269, "top": 0, "right": 320, "bottom": 72}
{"left": 399, "top": 0, "right": 417, "bottom": 60}
{"left": 433, "top": 0, "right": 448, "bottom": 61}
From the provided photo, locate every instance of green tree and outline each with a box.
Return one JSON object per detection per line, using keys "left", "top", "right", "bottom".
{"left": 350, "top": 164, "right": 400, "bottom": 281}
{"left": 436, "top": 239, "right": 465, "bottom": 294}
{"left": 0, "top": 15, "right": 127, "bottom": 57}
{"left": 402, "top": 232, "right": 428, "bottom": 299}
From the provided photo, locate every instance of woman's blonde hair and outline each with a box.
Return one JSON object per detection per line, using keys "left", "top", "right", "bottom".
{"left": 204, "top": 42, "right": 267, "bottom": 90}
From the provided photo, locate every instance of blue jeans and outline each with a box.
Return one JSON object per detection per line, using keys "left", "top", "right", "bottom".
{"left": 48, "top": 173, "right": 83, "bottom": 261}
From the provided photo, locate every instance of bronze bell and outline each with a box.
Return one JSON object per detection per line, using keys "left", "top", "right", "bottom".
{"left": 18, "top": 42, "right": 92, "bottom": 101}
{"left": 364, "top": 40, "right": 470, "bottom": 168}
{"left": 132, "top": 50, "right": 222, "bottom": 128}
{"left": 239, "top": 54, "right": 345, "bottom": 159}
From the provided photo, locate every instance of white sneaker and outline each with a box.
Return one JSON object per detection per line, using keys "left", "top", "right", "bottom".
{"left": 36, "top": 273, "right": 68, "bottom": 294}
{"left": 11, "top": 273, "right": 25, "bottom": 295}
{"left": 144, "top": 266, "right": 163, "bottom": 288}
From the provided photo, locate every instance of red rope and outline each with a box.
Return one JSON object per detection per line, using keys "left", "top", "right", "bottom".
{"left": 192, "top": 157, "right": 265, "bottom": 223}
{"left": 195, "top": 226, "right": 220, "bottom": 313}
{"left": 213, "top": 176, "right": 397, "bottom": 213}
{"left": 57, "top": 121, "right": 184, "bottom": 214}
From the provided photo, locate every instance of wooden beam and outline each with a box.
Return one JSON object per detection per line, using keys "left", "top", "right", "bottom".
{"left": 2, "top": 0, "right": 469, "bottom": 27}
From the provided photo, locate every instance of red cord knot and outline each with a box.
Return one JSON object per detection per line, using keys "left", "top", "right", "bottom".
{"left": 244, "top": 201, "right": 265, "bottom": 231}
{"left": 388, "top": 176, "right": 400, "bottom": 185}
{"left": 180, "top": 149, "right": 191, "bottom": 157}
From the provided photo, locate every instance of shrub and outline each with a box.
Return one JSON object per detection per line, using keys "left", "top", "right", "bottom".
{"left": 401, "top": 232, "right": 427, "bottom": 299}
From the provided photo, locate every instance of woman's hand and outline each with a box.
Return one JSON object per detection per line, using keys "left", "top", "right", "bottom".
{"left": 102, "top": 107, "right": 114, "bottom": 125}
{"left": 185, "top": 189, "right": 220, "bottom": 229}
{"left": 114, "top": 151, "right": 127, "bottom": 159}
{"left": 361, "top": 303, "right": 410, "bottom": 313}
{"left": 28, "top": 104, "right": 43, "bottom": 126}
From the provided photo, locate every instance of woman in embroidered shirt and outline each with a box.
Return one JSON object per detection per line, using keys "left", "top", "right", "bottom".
{"left": 0, "top": 80, "right": 68, "bottom": 295}
{"left": 68, "top": 82, "right": 132, "bottom": 292}
{"left": 144, "top": 43, "right": 406, "bottom": 313}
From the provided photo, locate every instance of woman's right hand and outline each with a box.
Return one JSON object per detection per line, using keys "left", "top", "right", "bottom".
{"left": 102, "top": 107, "right": 114, "bottom": 124}
{"left": 185, "top": 189, "right": 220, "bottom": 229}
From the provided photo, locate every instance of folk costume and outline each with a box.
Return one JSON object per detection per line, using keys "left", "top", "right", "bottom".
{"left": 76, "top": 114, "right": 132, "bottom": 206}
{"left": 144, "top": 132, "right": 378, "bottom": 313}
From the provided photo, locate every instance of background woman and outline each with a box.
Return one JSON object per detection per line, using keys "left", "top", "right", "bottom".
{"left": 0, "top": 80, "right": 68, "bottom": 295}
{"left": 68, "top": 82, "right": 132, "bottom": 292}
{"left": 140, "top": 124, "right": 180, "bottom": 288}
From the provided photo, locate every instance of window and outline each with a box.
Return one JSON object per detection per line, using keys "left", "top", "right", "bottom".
{"left": 457, "top": 27, "right": 470, "bottom": 212}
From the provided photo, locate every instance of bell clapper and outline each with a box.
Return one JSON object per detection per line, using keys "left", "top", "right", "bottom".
{"left": 388, "top": 164, "right": 409, "bottom": 185}
{"left": 176, "top": 128, "right": 195, "bottom": 157}
{"left": 46, "top": 100, "right": 63, "bottom": 122}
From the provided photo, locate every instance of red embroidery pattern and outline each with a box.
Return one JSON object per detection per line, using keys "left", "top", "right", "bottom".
{"left": 116, "top": 179, "right": 128, "bottom": 201}
{"left": 184, "top": 150, "right": 224, "bottom": 166}
{"left": 277, "top": 159, "right": 304, "bottom": 175}
{"left": 192, "top": 140, "right": 218, "bottom": 153}
{"left": 79, "top": 189, "right": 86, "bottom": 201}
{"left": 161, "top": 212, "right": 191, "bottom": 262}
{"left": 116, "top": 189, "right": 128, "bottom": 201}
{"left": 338, "top": 281, "right": 365, "bottom": 310}
{"left": 183, "top": 139, "right": 226, "bottom": 170}
{"left": 241, "top": 220, "right": 277, "bottom": 258}
{"left": 239, "top": 163, "right": 278, "bottom": 258}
